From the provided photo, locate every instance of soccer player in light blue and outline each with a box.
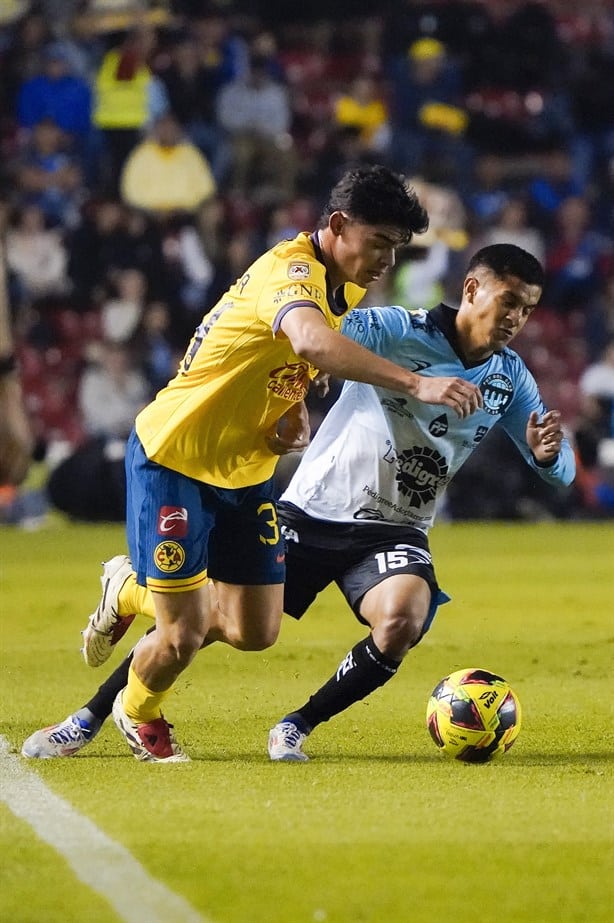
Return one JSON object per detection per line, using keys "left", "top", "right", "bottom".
{"left": 22, "top": 244, "right": 575, "bottom": 762}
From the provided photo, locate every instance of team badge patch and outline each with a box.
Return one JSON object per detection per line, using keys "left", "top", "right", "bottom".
{"left": 157, "top": 506, "right": 188, "bottom": 537}
{"left": 154, "top": 541, "right": 186, "bottom": 573}
{"left": 481, "top": 374, "right": 514, "bottom": 415}
{"left": 287, "top": 261, "right": 311, "bottom": 280}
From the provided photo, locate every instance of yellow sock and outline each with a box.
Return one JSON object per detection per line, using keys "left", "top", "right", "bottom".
{"left": 118, "top": 573, "right": 155, "bottom": 620}
{"left": 123, "top": 664, "right": 172, "bottom": 723}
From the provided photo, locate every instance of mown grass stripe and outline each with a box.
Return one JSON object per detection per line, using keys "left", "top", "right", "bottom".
{"left": 0, "top": 736, "right": 211, "bottom": 923}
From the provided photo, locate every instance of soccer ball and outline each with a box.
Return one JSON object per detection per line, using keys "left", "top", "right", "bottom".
{"left": 426, "top": 668, "right": 521, "bottom": 763}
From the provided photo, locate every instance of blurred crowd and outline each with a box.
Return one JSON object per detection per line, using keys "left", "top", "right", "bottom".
{"left": 1, "top": 0, "right": 613, "bottom": 524}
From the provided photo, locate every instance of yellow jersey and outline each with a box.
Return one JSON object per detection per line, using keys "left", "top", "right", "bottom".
{"left": 135, "top": 232, "right": 366, "bottom": 488}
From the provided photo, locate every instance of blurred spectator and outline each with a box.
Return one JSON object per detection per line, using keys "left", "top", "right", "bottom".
{"left": 475, "top": 197, "right": 545, "bottom": 265}
{"left": 390, "top": 242, "right": 448, "bottom": 313}
{"left": 190, "top": 11, "right": 249, "bottom": 85}
{"left": 66, "top": 198, "right": 164, "bottom": 306}
{"left": 92, "top": 27, "right": 168, "bottom": 193}
{"left": 464, "top": 153, "right": 511, "bottom": 231}
{"left": 120, "top": 112, "right": 216, "bottom": 215}
{"left": 387, "top": 37, "right": 473, "bottom": 185}
{"left": 303, "top": 125, "right": 377, "bottom": 205}
{"left": 579, "top": 337, "right": 614, "bottom": 403}
{"left": 159, "top": 214, "right": 214, "bottom": 319}
{"left": 78, "top": 339, "right": 147, "bottom": 438}
{"left": 390, "top": 176, "right": 467, "bottom": 310}
{"left": 100, "top": 267, "right": 147, "bottom": 344}
{"left": 216, "top": 53, "right": 296, "bottom": 203}
{"left": 5, "top": 203, "right": 69, "bottom": 303}
{"left": 0, "top": 9, "right": 52, "bottom": 119}
{"left": 583, "top": 275, "right": 614, "bottom": 364}
{"left": 16, "top": 41, "right": 92, "bottom": 149}
{"left": 544, "top": 195, "right": 610, "bottom": 313}
{"left": 527, "top": 147, "right": 584, "bottom": 235}
{"left": 158, "top": 34, "right": 231, "bottom": 183}
{"left": 48, "top": 339, "right": 148, "bottom": 522}
{"left": 0, "top": 231, "right": 33, "bottom": 487}
{"left": 15, "top": 118, "right": 84, "bottom": 228}
{"left": 130, "top": 300, "right": 177, "bottom": 395}
{"left": 67, "top": 198, "right": 127, "bottom": 304}
{"left": 333, "top": 75, "right": 390, "bottom": 156}
{"left": 569, "top": 47, "right": 614, "bottom": 190}
{"left": 574, "top": 338, "right": 614, "bottom": 514}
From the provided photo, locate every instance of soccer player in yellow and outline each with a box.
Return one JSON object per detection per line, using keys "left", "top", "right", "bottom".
{"left": 81, "top": 165, "right": 483, "bottom": 761}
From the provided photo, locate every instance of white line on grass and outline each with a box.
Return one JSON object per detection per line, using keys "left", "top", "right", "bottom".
{"left": 0, "top": 736, "right": 211, "bottom": 923}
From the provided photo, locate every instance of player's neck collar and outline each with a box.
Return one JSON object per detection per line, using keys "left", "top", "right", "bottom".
{"left": 310, "top": 230, "right": 348, "bottom": 317}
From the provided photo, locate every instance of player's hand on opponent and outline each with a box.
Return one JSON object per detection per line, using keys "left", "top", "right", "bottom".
{"left": 265, "top": 400, "right": 311, "bottom": 455}
{"left": 413, "top": 376, "right": 483, "bottom": 419}
{"left": 526, "top": 410, "right": 563, "bottom": 463}
{"left": 312, "top": 371, "right": 330, "bottom": 398}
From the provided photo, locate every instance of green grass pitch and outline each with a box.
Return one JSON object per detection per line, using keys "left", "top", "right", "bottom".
{"left": 1, "top": 520, "right": 613, "bottom": 922}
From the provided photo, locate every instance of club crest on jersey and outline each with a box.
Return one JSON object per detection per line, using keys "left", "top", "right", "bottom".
{"left": 428, "top": 414, "right": 448, "bottom": 437}
{"left": 157, "top": 506, "right": 188, "bottom": 537}
{"left": 393, "top": 446, "right": 449, "bottom": 507}
{"left": 287, "top": 261, "right": 311, "bottom": 280}
{"left": 481, "top": 373, "right": 514, "bottom": 415}
{"left": 154, "top": 541, "right": 185, "bottom": 573}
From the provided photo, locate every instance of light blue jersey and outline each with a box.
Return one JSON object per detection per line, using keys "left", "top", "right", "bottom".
{"left": 282, "top": 304, "right": 576, "bottom": 530}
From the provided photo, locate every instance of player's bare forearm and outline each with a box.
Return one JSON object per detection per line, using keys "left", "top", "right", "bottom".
{"left": 281, "top": 307, "right": 482, "bottom": 419}
{"left": 527, "top": 409, "right": 564, "bottom": 463}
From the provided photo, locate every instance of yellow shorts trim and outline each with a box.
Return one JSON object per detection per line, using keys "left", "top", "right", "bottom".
{"left": 146, "top": 569, "right": 208, "bottom": 594}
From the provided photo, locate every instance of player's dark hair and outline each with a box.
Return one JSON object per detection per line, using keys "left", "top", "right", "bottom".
{"left": 467, "top": 244, "right": 545, "bottom": 288}
{"left": 319, "top": 165, "right": 429, "bottom": 243}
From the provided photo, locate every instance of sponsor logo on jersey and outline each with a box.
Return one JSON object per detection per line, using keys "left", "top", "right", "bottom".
{"left": 473, "top": 425, "right": 489, "bottom": 443}
{"left": 382, "top": 397, "right": 414, "bottom": 420}
{"left": 481, "top": 373, "right": 514, "bottom": 415}
{"left": 153, "top": 541, "right": 186, "bottom": 573}
{"left": 394, "top": 446, "right": 449, "bottom": 507}
{"left": 273, "top": 282, "right": 322, "bottom": 303}
{"left": 287, "top": 261, "right": 311, "bottom": 280}
{"left": 157, "top": 506, "right": 188, "bottom": 537}
{"left": 428, "top": 414, "right": 448, "bottom": 437}
{"left": 267, "top": 361, "right": 310, "bottom": 401}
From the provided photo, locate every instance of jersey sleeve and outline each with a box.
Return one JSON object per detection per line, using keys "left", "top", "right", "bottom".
{"left": 341, "top": 305, "right": 416, "bottom": 356}
{"left": 500, "top": 361, "right": 576, "bottom": 487}
{"left": 259, "top": 253, "right": 328, "bottom": 334}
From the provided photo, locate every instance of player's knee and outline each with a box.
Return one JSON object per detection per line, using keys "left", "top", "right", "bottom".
{"left": 159, "top": 625, "right": 204, "bottom": 666}
{"left": 375, "top": 606, "right": 427, "bottom": 658}
{"left": 227, "top": 618, "right": 280, "bottom": 651}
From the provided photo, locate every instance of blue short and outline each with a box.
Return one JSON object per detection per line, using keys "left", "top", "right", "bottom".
{"left": 125, "top": 430, "right": 286, "bottom": 591}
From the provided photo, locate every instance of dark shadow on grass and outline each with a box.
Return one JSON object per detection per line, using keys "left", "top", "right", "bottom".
{"left": 32, "top": 749, "right": 613, "bottom": 766}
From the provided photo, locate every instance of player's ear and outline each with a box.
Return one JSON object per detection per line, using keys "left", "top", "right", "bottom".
{"left": 464, "top": 275, "right": 479, "bottom": 302}
{"left": 329, "top": 212, "right": 346, "bottom": 236}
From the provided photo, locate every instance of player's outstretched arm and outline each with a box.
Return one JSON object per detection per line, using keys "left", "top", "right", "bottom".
{"left": 281, "top": 306, "right": 482, "bottom": 419}
{"left": 526, "top": 410, "right": 564, "bottom": 464}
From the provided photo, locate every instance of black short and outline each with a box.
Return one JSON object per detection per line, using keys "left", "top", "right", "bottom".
{"left": 278, "top": 501, "right": 439, "bottom": 626}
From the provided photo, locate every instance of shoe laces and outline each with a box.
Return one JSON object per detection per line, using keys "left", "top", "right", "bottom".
{"left": 278, "top": 721, "right": 304, "bottom": 748}
{"left": 48, "top": 716, "right": 91, "bottom": 746}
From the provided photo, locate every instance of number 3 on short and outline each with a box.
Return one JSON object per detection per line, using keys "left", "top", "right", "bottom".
{"left": 258, "top": 502, "right": 279, "bottom": 545}
{"left": 374, "top": 549, "right": 409, "bottom": 574}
